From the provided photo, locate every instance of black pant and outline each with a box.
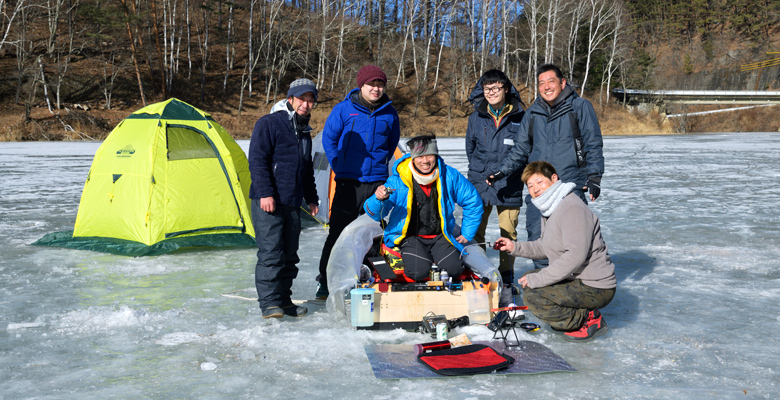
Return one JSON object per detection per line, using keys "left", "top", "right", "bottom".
{"left": 400, "top": 235, "right": 463, "bottom": 282}
{"left": 253, "top": 200, "right": 301, "bottom": 309}
{"left": 318, "top": 179, "right": 383, "bottom": 286}
{"left": 521, "top": 270, "right": 615, "bottom": 331}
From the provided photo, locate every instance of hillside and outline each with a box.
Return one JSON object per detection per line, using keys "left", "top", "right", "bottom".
{"left": 0, "top": 0, "right": 778, "bottom": 141}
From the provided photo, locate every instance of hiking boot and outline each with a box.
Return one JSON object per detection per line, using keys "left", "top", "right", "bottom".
{"left": 262, "top": 306, "right": 284, "bottom": 319}
{"left": 315, "top": 282, "right": 329, "bottom": 300}
{"left": 564, "top": 309, "right": 608, "bottom": 342}
{"left": 281, "top": 304, "right": 308, "bottom": 317}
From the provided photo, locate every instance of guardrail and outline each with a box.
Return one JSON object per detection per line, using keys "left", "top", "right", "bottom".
{"left": 612, "top": 89, "right": 780, "bottom": 105}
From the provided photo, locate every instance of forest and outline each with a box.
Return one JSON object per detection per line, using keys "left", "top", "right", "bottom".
{"left": 0, "top": 0, "right": 778, "bottom": 140}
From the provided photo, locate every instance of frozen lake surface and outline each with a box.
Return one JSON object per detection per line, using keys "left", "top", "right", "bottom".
{"left": 1, "top": 133, "right": 778, "bottom": 399}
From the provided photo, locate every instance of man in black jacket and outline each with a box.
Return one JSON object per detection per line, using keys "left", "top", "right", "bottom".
{"left": 488, "top": 64, "right": 604, "bottom": 269}
{"left": 248, "top": 78, "right": 320, "bottom": 319}
{"left": 465, "top": 69, "right": 525, "bottom": 286}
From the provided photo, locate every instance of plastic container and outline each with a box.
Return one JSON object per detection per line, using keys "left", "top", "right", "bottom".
{"left": 350, "top": 288, "right": 375, "bottom": 327}
{"left": 466, "top": 288, "right": 490, "bottom": 324}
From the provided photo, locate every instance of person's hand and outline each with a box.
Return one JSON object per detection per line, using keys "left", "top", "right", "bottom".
{"left": 308, "top": 203, "right": 319, "bottom": 216}
{"left": 585, "top": 176, "right": 601, "bottom": 201}
{"left": 455, "top": 235, "right": 469, "bottom": 244}
{"left": 485, "top": 170, "right": 506, "bottom": 186}
{"left": 375, "top": 185, "right": 392, "bottom": 201}
{"left": 518, "top": 275, "right": 528, "bottom": 289}
{"left": 493, "top": 237, "right": 515, "bottom": 252}
{"left": 260, "top": 196, "right": 275, "bottom": 213}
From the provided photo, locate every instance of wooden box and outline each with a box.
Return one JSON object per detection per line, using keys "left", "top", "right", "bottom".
{"left": 360, "top": 282, "right": 499, "bottom": 331}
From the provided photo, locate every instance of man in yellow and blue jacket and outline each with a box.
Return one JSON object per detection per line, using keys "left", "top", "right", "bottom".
{"left": 363, "top": 135, "right": 483, "bottom": 281}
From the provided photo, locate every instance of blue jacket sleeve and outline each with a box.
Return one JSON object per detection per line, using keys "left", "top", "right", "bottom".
{"left": 451, "top": 169, "right": 483, "bottom": 241}
{"left": 577, "top": 100, "right": 605, "bottom": 179}
{"left": 499, "top": 112, "right": 531, "bottom": 175}
{"left": 363, "top": 181, "right": 395, "bottom": 221}
{"left": 248, "top": 118, "right": 276, "bottom": 199}
{"left": 322, "top": 104, "right": 344, "bottom": 169}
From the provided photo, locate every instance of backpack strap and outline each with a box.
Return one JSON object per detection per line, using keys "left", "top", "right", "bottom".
{"left": 569, "top": 112, "right": 586, "bottom": 168}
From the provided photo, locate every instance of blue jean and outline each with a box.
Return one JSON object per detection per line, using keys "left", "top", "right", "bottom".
{"left": 525, "top": 189, "right": 587, "bottom": 269}
{"left": 252, "top": 200, "right": 301, "bottom": 309}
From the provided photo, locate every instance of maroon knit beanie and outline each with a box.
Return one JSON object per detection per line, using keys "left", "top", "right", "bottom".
{"left": 356, "top": 65, "right": 387, "bottom": 88}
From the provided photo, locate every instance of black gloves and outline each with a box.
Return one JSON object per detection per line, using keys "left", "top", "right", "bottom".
{"left": 586, "top": 176, "right": 601, "bottom": 200}
{"left": 486, "top": 170, "right": 506, "bottom": 185}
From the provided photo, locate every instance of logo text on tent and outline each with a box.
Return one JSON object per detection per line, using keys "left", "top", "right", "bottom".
{"left": 116, "top": 145, "right": 136, "bottom": 158}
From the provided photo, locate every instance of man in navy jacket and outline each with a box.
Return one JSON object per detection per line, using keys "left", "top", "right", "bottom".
{"left": 316, "top": 65, "right": 400, "bottom": 299}
{"left": 488, "top": 64, "right": 604, "bottom": 269}
{"left": 248, "top": 78, "right": 319, "bottom": 319}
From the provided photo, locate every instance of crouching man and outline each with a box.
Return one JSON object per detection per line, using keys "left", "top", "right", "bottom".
{"left": 363, "top": 135, "right": 483, "bottom": 281}
{"left": 248, "top": 78, "right": 319, "bottom": 319}
{"left": 494, "top": 161, "right": 616, "bottom": 341}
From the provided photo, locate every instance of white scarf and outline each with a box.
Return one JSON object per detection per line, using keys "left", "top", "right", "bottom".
{"left": 531, "top": 181, "right": 576, "bottom": 217}
{"left": 410, "top": 162, "right": 439, "bottom": 185}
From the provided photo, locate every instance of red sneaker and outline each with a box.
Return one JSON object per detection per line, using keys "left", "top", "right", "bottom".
{"left": 564, "top": 310, "right": 608, "bottom": 342}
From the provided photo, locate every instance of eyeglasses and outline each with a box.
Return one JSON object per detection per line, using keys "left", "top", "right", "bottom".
{"left": 483, "top": 85, "right": 504, "bottom": 94}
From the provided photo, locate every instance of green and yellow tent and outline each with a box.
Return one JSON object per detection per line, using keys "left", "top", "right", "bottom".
{"left": 34, "top": 98, "right": 255, "bottom": 256}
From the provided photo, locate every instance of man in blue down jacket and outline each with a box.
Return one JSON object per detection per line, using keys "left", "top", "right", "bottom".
{"left": 488, "top": 63, "right": 604, "bottom": 269}
{"left": 364, "top": 135, "right": 483, "bottom": 281}
{"left": 316, "top": 65, "right": 401, "bottom": 299}
{"left": 248, "top": 78, "right": 319, "bottom": 319}
{"left": 466, "top": 69, "right": 525, "bottom": 286}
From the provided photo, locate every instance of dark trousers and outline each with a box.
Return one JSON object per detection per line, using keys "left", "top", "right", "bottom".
{"left": 318, "top": 179, "right": 383, "bottom": 286}
{"left": 400, "top": 235, "right": 463, "bottom": 282}
{"left": 521, "top": 270, "right": 615, "bottom": 331}
{"left": 252, "top": 200, "right": 301, "bottom": 309}
{"left": 525, "top": 189, "right": 587, "bottom": 269}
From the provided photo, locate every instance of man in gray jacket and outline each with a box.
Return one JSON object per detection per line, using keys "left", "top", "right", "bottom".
{"left": 494, "top": 161, "right": 615, "bottom": 342}
{"left": 488, "top": 64, "right": 604, "bottom": 269}
{"left": 465, "top": 69, "right": 525, "bottom": 287}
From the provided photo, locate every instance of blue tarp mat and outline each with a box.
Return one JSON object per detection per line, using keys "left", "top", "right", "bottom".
{"left": 364, "top": 340, "right": 576, "bottom": 379}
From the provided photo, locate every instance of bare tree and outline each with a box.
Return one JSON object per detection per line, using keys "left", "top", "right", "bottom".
{"left": 395, "top": 0, "right": 418, "bottom": 87}
{"left": 601, "top": 1, "right": 627, "bottom": 106}
{"left": 0, "top": 0, "right": 25, "bottom": 55}
{"left": 523, "top": 0, "right": 541, "bottom": 101}
{"left": 478, "top": 0, "right": 489, "bottom": 75}
{"left": 195, "top": 0, "right": 211, "bottom": 102}
{"left": 565, "top": 0, "right": 586, "bottom": 83}
{"left": 543, "top": 0, "right": 564, "bottom": 64}
{"left": 102, "top": 53, "right": 125, "bottom": 109}
{"left": 118, "top": 0, "right": 146, "bottom": 105}
{"left": 580, "top": 0, "right": 617, "bottom": 95}
{"left": 149, "top": 0, "right": 167, "bottom": 98}
{"left": 52, "top": 0, "right": 81, "bottom": 110}
{"left": 222, "top": 0, "right": 234, "bottom": 93}
{"left": 13, "top": 3, "right": 29, "bottom": 105}
{"left": 433, "top": 0, "right": 456, "bottom": 90}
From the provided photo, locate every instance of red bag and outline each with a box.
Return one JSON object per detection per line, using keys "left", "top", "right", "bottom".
{"left": 417, "top": 344, "right": 514, "bottom": 376}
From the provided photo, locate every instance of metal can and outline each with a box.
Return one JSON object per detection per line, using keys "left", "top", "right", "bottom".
{"left": 436, "top": 322, "right": 448, "bottom": 341}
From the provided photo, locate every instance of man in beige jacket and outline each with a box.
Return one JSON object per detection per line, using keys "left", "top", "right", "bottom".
{"left": 494, "top": 161, "right": 616, "bottom": 341}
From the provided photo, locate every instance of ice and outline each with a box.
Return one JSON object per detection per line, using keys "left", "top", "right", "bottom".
{"left": 1, "top": 134, "right": 779, "bottom": 399}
